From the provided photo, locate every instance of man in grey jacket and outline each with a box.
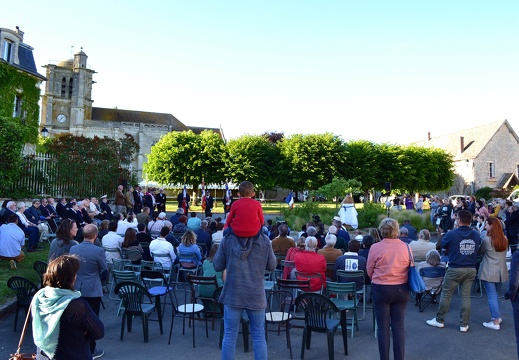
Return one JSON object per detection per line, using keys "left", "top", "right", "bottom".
{"left": 214, "top": 231, "right": 276, "bottom": 360}
{"left": 70, "top": 224, "right": 108, "bottom": 359}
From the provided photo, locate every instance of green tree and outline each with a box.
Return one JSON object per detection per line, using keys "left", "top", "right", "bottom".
{"left": 341, "top": 140, "right": 381, "bottom": 197}
{"left": 45, "top": 134, "right": 139, "bottom": 197}
{"left": 277, "top": 133, "right": 346, "bottom": 191}
{"left": 144, "top": 130, "right": 226, "bottom": 190}
{"left": 313, "top": 178, "right": 363, "bottom": 208}
{"left": 225, "top": 134, "right": 279, "bottom": 190}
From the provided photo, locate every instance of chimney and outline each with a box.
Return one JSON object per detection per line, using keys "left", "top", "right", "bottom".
{"left": 460, "top": 136, "right": 464, "bottom": 153}
{"left": 427, "top": 132, "right": 431, "bottom": 141}
{"left": 15, "top": 26, "right": 24, "bottom": 40}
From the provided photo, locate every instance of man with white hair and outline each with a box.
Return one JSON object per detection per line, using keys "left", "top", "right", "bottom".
{"left": 148, "top": 212, "right": 167, "bottom": 233}
{"left": 14, "top": 201, "right": 40, "bottom": 251}
{"left": 169, "top": 208, "right": 184, "bottom": 226}
{"left": 114, "top": 184, "right": 125, "bottom": 216}
{"left": 318, "top": 233, "right": 343, "bottom": 280}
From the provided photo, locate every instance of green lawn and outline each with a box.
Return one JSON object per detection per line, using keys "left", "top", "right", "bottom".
{"left": 0, "top": 241, "right": 49, "bottom": 303}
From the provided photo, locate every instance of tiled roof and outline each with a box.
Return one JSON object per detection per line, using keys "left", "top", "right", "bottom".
{"left": 91, "top": 107, "right": 189, "bottom": 130}
{"left": 189, "top": 126, "right": 221, "bottom": 135}
{"left": 412, "top": 120, "right": 518, "bottom": 161}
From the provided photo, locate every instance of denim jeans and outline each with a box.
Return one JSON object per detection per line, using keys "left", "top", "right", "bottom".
{"left": 511, "top": 295, "right": 519, "bottom": 358}
{"left": 372, "top": 283, "right": 409, "bottom": 360}
{"left": 435, "top": 267, "right": 476, "bottom": 326}
{"left": 222, "top": 305, "right": 267, "bottom": 360}
{"left": 482, "top": 281, "right": 502, "bottom": 320}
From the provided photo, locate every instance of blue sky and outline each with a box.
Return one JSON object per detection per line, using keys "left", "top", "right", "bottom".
{"left": 3, "top": 0, "right": 519, "bottom": 144}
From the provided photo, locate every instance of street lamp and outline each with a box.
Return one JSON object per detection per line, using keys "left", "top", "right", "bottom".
{"left": 41, "top": 127, "right": 49, "bottom": 138}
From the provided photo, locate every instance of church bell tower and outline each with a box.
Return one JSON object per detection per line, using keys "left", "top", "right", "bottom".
{"left": 41, "top": 48, "right": 96, "bottom": 136}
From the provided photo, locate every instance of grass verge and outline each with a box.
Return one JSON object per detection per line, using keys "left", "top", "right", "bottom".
{"left": 0, "top": 241, "right": 49, "bottom": 304}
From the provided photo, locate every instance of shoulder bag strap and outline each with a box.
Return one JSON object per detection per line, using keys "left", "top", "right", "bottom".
{"left": 406, "top": 243, "right": 414, "bottom": 267}
{"left": 15, "top": 301, "right": 32, "bottom": 356}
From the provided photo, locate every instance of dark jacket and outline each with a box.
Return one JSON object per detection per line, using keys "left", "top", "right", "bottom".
{"left": 441, "top": 226, "right": 481, "bottom": 268}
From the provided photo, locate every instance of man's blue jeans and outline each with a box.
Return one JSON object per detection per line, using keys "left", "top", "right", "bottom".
{"left": 222, "top": 305, "right": 267, "bottom": 360}
{"left": 482, "top": 280, "right": 502, "bottom": 320}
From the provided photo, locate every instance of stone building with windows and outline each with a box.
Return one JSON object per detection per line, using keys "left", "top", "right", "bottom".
{"left": 413, "top": 120, "right": 519, "bottom": 194}
{"left": 40, "top": 50, "right": 221, "bottom": 180}
{"left": 0, "top": 26, "right": 46, "bottom": 138}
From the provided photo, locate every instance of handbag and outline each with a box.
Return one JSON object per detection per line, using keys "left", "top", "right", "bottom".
{"left": 10, "top": 304, "right": 36, "bottom": 360}
{"left": 406, "top": 244, "right": 426, "bottom": 293}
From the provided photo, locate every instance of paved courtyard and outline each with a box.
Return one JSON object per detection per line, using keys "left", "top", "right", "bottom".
{"left": 0, "top": 282, "right": 516, "bottom": 360}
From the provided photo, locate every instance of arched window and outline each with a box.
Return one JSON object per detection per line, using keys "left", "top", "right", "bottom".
{"left": 61, "top": 77, "right": 66, "bottom": 97}
{"left": 68, "top": 77, "right": 73, "bottom": 98}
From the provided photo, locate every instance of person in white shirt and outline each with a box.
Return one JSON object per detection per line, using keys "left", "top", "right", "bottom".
{"left": 101, "top": 221, "right": 123, "bottom": 262}
{"left": 148, "top": 212, "right": 167, "bottom": 233}
{"left": 0, "top": 214, "right": 26, "bottom": 268}
{"left": 117, "top": 213, "right": 138, "bottom": 235}
{"left": 149, "top": 227, "right": 176, "bottom": 269}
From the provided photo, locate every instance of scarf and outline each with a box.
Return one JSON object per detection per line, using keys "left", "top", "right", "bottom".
{"left": 31, "top": 286, "right": 81, "bottom": 359}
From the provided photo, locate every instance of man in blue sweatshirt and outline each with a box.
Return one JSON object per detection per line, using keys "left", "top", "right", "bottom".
{"left": 427, "top": 210, "right": 481, "bottom": 332}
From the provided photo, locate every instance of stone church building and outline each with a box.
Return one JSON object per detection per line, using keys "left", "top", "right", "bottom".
{"left": 40, "top": 49, "right": 221, "bottom": 180}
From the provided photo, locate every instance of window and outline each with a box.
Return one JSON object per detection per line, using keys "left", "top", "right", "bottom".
{"left": 61, "top": 77, "right": 67, "bottom": 97}
{"left": 68, "top": 77, "right": 73, "bottom": 98}
{"left": 13, "top": 95, "right": 25, "bottom": 122}
{"left": 488, "top": 162, "right": 495, "bottom": 179}
{"left": 516, "top": 164, "right": 519, "bottom": 179}
{"left": 2, "top": 40, "right": 13, "bottom": 62}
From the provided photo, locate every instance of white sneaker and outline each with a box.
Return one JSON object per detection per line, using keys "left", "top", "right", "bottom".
{"left": 498, "top": 318, "right": 503, "bottom": 324}
{"left": 483, "top": 321, "right": 500, "bottom": 330}
{"left": 460, "top": 325, "right": 469, "bottom": 332}
{"left": 426, "top": 318, "right": 444, "bottom": 328}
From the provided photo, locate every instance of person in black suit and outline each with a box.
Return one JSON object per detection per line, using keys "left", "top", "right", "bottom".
{"left": 56, "top": 198, "right": 68, "bottom": 218}
{"left": 63, "top": 202, "right": 85, "bottom": 228}
{"left": 155, "top": 188, "right": 167, "bottom": 213}
{"left": 177, "top": 191, "right": 190, "bottom": 212}
{"left": 39, "top": 198, "right": 58, "bottom": 232}
{"left": 99, "top": 196, "right": 113, "bottom": 221}
{"left": 204, "top": 190, "right": 214, "bottom": 217}
{"left": 133, "top": 186, "right": 143, "bottom": 214}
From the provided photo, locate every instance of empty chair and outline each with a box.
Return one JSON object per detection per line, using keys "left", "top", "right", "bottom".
{"left": 336, "top": 269, "right": 367, "bottom": 320}
{"left": 187, "top": 274, "right": 219, "bottom": 330}
{"left": 326, "top": 281, "right": 358, "bottom": 338}
{"left": 111, "top": 270, "right": 139, "bottom": 303}
{"left": 295, "top": 292, "right": 348, "bottom": 360}
{"left": 7, "top": 276, "right": 38, "bottom": 331}
{"left": 141, "top": 270, "right": 173, "bottom": 322}
{"left": 168, "top": 281, "right": 208, "bottom": 348}
{"left": 33, "top": 260, "right": 48, "bottom": 288}
{"left": 114, "top": 281, "right": 161, "bottom": 343}
{"left": 265, "top": 289, "right": 295, "bottom": 358}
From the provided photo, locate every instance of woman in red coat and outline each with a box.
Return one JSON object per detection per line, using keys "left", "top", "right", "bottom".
{"left": 294, "top": 236, "right": 326, "bottom": 292}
